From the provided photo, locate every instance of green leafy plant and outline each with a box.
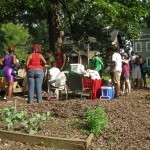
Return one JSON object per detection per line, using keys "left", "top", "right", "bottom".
{"left": 0, "top": 107, "right": 51, "bottom": 135}
{"left": 86, "top": 107, "right": 108, "bottom": 136}
{"left": 110, "top": 134, "right": 117, "bottom": 142}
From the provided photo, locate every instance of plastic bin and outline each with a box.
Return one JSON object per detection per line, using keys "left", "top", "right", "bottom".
{"left": 70, "top": 64, "right": 84, "bottom": 74}
{"left": 100, "top": 86, "right": 115, "bottom": 100}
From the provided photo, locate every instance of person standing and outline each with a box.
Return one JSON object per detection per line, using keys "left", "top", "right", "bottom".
{"left": 130, "top": 52, "right": 141, "bottom": 87}
{"left": 120, "top": 53, "right": 131, "bottom": 95}
{"left": 91, "top": 51, "right": 103, "bottom": 77}
{"left": 55, "top": 48, "right": 66, "bottom": 71}
{"left": 26, "top": 44, "right": 46, "bottom": 104}
{"left": 1, "top": 46, "right": 16, "bottom": 100}
{"left": 107, "top": 47, "right": 122, "bottom": 99}
{"left": 98, "top": 53, "right": 104, "bottom": 77}
{"left": 141, "top": 60, "right": 148, "bottom": 88}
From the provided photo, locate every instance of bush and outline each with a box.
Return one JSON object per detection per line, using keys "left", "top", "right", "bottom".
{"left": 86, "top": 107, "right": 108, "bottom": 136}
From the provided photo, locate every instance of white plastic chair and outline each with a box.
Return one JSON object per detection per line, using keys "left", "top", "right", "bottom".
{"left": 48, "top": 72, "right": 67, "bottom": 100}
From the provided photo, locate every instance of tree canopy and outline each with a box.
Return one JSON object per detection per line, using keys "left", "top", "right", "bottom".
{"left": 0, "top": 0, "right": 149, "bottom": 52}
{"left": 0, "top": 23, "right": 30, "bottom": 60}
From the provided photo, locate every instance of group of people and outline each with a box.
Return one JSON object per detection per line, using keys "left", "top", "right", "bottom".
{"left": 0, "top": 44, "right": 148, "bottom": 102}
{"left": 0, "top": 44, "right": 66, "bottom": 103}
{"left": 106, "top": 47, "right": 148, "bottom": 99}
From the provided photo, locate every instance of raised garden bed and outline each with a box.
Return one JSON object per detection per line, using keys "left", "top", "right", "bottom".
{"left": 0, "top": 88, "right": 150, "bottom": 150}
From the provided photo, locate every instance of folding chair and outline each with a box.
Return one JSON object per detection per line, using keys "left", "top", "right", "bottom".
{"left": 65, "top": 72, "right": 92, "bottom": 100}
{"left": 81, "top": 77, "right": 93, "bottom": 100}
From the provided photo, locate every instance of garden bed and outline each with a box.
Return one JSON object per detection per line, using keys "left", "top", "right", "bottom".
{"left": 0, "top": 87, "right": 150, "bottom": 150}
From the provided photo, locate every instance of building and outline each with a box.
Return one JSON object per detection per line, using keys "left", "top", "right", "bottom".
{"left": 62, "top": 30, "right": 122, "bottom": 68}
{"left": 133, "top": 28, "right": 150, "bottom": 71}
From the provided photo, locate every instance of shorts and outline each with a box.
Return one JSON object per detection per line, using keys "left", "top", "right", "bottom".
{"left": 113, "top": 71, "right": 121, "bottom": 84}
{"left": 131, "top": 67, "right": 141, "bottom": 79}
{"left": 3, "top": 66, "right": 14, "bottom": 82}
{"left": 121, "top": 76, "right": 129, "bottom": 81}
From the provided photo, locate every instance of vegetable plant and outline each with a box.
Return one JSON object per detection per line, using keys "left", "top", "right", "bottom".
{"left": 0, "top": 107, "right": 51, "bottom": 135}
{"left": 85, "top": 107, "right": 108, "bottom": 136}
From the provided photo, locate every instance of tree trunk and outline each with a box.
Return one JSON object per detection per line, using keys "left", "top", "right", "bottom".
{"left": 48, "top": 0, "right": 62, "bottom": 54}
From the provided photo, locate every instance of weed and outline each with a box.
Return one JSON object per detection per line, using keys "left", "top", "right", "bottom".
{"left": 110, "top": 134, "right": 117, "bottom": 142}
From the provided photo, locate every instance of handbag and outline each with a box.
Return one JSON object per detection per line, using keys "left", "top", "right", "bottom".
{"left": 11, "top": 65, "right": 18, "bottom": 77}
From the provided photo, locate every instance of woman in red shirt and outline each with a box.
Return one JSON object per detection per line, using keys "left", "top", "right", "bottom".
{"left": 26, "top": 44, "right": 46, "bottom": 104}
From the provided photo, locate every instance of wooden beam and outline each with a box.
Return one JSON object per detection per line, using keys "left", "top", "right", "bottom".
{"left": 0, "top": 130, "right": 87, "bottom": 150}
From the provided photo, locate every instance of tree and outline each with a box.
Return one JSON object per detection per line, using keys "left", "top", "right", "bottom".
{"left": 0, "top": 0, "right": 62, "bottom": 53}
{"left": 0, "top": 23, "right": 30, "bottom": 60}
{"left": 61, "top": 0, "right": 149, "bottom": 41}
{"left": 0, "top": 0, "right": 149, "bottom": 53}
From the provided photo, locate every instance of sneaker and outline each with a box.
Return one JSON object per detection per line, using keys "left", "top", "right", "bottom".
{"left": 27, "top": 101, "right": 33, "bottom": 104}
{"left": 6, "top": 97, "right": 15, "bottom": 102}
{"left": 3, "top": 95, "right": 6, "bottom": 100}
{"left": 120, "top": 93, "right": 125, "bottom": 96}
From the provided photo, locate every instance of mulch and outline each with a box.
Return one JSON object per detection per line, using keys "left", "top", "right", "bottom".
{"left": 0, "top": 87, "right": 150, "bottom": 150}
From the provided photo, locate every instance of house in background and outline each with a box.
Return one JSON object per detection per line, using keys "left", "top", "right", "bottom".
{"left": 133, "top": 28, "right": 150, "bottom": 72}
{"left": 62, "top": 30, "right": 122, "bottom": 68}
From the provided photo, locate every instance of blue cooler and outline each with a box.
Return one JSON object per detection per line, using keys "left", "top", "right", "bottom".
{"left": 100, "top": 86, "right": 115, "bottom": 100}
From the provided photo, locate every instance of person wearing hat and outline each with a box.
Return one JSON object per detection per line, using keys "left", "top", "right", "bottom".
{"left": 0, "top": 46, "right": 17, "bottom": 100}
{"left": 26, "top": 44, "right": 46, "bottom": 104}
{"left": 120, "top": 53, "right": 131, "bottom": 95}
{"left": 91, "top": 51, "right": 103, "bottom": 77}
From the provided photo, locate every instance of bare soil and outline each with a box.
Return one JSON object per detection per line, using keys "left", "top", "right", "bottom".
{"left": 0, "top": 87, "right": 150, "bottom": 150}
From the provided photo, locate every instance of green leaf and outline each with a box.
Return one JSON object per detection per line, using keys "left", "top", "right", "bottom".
{"left": 29, "top": 117, "right": 37, "bottom": 124}
{"left": 5, "top": 118, "right": 12, "bottom": 123}
{"left": 20, "top": 121, "right": 28, "bottom": 127}
{"left": 41, "top": 116, "right": 46, "bottom": 121}
{"left": 7, "top": 122, "right": 14, "bottom": 129}
{"left": 35, "top": 113, "right": 41, "bottom": 118}
{"left": 28, "top": 129, "right": 37, "bottom": 135}
{"left": 46, "top": 111, "right": 51, "bottom": 117}
{"left": 37, "top": 126, "right": 43, "bottom": 131}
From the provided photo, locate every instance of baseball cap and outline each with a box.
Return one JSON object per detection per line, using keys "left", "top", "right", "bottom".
{"left": 95, "top": 51, "right": 100, "bottom": 56}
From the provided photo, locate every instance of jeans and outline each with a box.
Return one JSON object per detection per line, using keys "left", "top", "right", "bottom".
{"left": 27, "top": 69, "right": 44, "bottom": 103}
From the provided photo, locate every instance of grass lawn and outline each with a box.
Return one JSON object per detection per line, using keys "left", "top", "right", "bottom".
{"left": 103, "top": 72, "right": 150, "bottom": 86}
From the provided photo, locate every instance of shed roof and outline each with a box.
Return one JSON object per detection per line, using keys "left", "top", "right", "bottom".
{"left": 68, "top": 49, "right": 87, "bottom": 57}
